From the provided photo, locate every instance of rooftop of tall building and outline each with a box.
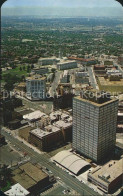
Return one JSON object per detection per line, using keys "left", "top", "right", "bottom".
{"left": 74, "top": 90, "right": 118, "bottom": 106}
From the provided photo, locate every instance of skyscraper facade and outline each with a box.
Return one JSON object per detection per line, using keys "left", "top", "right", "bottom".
{"left": 72, "top": 91, "right": 118, "bottom": 162}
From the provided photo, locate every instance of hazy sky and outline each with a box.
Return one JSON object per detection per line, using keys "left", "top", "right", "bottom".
{"left": 2, "top": 0, "right": 121, "bottom": 8}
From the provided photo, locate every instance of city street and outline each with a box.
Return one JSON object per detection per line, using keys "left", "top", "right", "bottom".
{"left": 87, "top": 66, "right": 98, "bottom": 89}
{"left": 0, "top": 144, "right": 25, "bottom": 166}
{"left": 1, "top": 127, "right": 100, "bottom": 196}
{"left": 49, "top": 71, "right": 62, "bottom": 97}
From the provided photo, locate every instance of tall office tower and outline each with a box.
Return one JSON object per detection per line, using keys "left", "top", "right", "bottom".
{"left": 26, "top": 75, "right": 46, "bottom": 100}
{"left": 72, "top": 90, "right": 118, "bottom": 163}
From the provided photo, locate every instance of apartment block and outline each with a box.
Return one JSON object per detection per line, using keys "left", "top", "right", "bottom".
{"left": 57, "top": 61, "right": 77, "bottom": 70}
{"left": 26, "top": 75, "right": 46, "bottom": 100}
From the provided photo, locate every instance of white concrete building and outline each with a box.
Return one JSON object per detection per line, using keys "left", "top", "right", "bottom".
{"left": 106, "top": 69, "right": 121, "bottom": 76}
{"left": 23, "top": 110, "right": 46, "bottom": 122}
{"left": 53, "top": 150, "right": 90, "bottom": 175}
{"left": 26, "top": 75, "right": 46, "bottom": 100}
{"left": 5, "top": 183, "right": 30, "bottom": 196}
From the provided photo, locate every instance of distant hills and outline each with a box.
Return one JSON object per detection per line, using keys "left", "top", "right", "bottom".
{"left": 1, "top": 7, "right": 123, "bottom": 17}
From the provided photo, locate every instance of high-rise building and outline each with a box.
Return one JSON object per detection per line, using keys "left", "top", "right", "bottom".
{"left": 26, "top": 75, "right": 46, "bottom": 100}
{"left": 72, "top": 90, "right": 118, "bottom": 163}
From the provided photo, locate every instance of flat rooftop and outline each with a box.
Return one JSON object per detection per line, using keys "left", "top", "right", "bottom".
{"left": 17, "top": 82, "right": 26, "bottom": 87}
{"left": 74, "top": 90, "right": 118, "bottom": 107}
{"left": 74, "top": 96, "right": 118, "bottom": 107}
{"left": 38, "top": 57, "right": 56, "bottom": 60}
{"left": 12, "top": 162, "right": 48, "bottom": 190}
{"left": 23, "top": 110, "right": 46, "bottom": 121}
{"left": 12, "top": 168, "right": 36, "bottom": 190}
{"left": 45, "top": 125, "right": 61, "bottom": 132}
{"left": 26, "top": 75, "right": 46, "bottom": 81}
{"left": 50, "top": 110, "right": 70, "bottom": 121}
{"left": 50, "top": 111, "right": 62, "bottom": 121}
{"left": 68, "top": 57, "right": 95, "bottom": 62}
{"left": 19, "top": 162, "right": 48, "bottom": 182}
{"left": 30, "top": 126, "right": 61, "bottom": 139}
{"left": 5, "top": 183, "right": 30, "bottom": 196}
{"left": 89, "top": 159, "right": 123, "bottom": 186}
{"left": 98, "top": 77, "right": 123, "bottom": 86}
{"left": 58, "top": 60, "right": 77, "bottom": 65}
{"left": 54, "top": 120, "right": 72, "bottom": 129}
{"left": 33, "top": 67, "right": 48, "bottom": 70}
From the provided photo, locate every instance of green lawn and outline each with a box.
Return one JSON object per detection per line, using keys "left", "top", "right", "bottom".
{"left": 2, "top": 66, "right": 30, "bottom": 83}
{"left": 2, "top": 66, "right": 29, "bottom": 76}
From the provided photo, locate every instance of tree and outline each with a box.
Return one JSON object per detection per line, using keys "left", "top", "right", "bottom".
{"left": 51, "top": 68, "right": 56, "bottom": 73}
{"left": 0, "top": 68, "right": 2, "bottom": 80}
{"left": 21, "top": 75, "right": 25, "bottom": 82}
{"left": 19, "top": 67, "right": 22, "bottom": 71}
{"left": 3, "top": 73, "right": 21, "bottom": 92}
{"left": 0, "top": 164, "right": 12, "bottom": 188}
{"left": 23, "top": 66, "right": 25, "bottom": 71}
{"left": 31, "top": 64, "right": 34, "bottom": 69}
{"left": 12, "top": 65, "right": 16, "bottom": 69}
{"left": 4, "top": 82, "right": 14, "bottom": 92}
{"left": 27, "top": 65, "right": 30, "bottom": 73}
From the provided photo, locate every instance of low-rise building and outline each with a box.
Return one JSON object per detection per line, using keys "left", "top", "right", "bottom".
{"left": 57, "top": 61, "right": 77, "bottom": 70}
{"left": 88, "top": 159, "right": 123, "bottom": 193}
{"left": 26, "top": 75, "right": 46, "bottom": 100}
{"left": 23, "top": 110, "right": 46, "bottom": 123}
{"left": 29, "top": 126, "right": 63, "bottom": 151}
{"left": 53, "top": 91, "right": 74, "bottom": 109}
{"left": 36, "top": 115, "right": 50, "bottom": 128}
{"left": 38, "top": 57, "right": 58, "bottom": 66}
{"left": 68, "top": 56, "right": 96, "bottom": 65}
{"left": 98, "top": 76, "right": 123, "bottom": 94}
{"left": 75, "top": 72, "right": 89, "bottom": 84}
{"left": 50, "top": 110, "right": 71, "bottom": 123}
{"left": 12, "top": 162, "right": 49, "bottom": 194}
{"left": 14, "top": 82, "right": 26, "bottom": 93}
{"left": 106, "top": 69, "right": 121, "bottom": 76}
{"left": 54, "top": 119, "right": 72, "bottom": 142}
{"left": 56, "top": 84, "right": 73, "bottom": 96}
{"left": 31, "top": 67, "right": 48, "bottom": 75}
{"left": 118, "top": 55, "right": 123, "bottom": 66}
{"left": 29, "top": 111, "right": 72, "bottom": 151}
{"left": 53, "top": 150, "right": 90, "bottom": 176}
{"left": 60, "top": 70, "right": 70, "bottom": 84}
{"left": 94, "top": 65, "right": 107, "bottom": 76}
{"left": 5, "top": 183, "right": 30, "bottom": 196}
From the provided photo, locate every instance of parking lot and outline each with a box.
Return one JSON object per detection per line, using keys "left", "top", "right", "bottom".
{"left": 41, "top": 182, "right": 77, "bottom": 196}
{"left": 0, "top": 143, "right": 25, "bottom": 166}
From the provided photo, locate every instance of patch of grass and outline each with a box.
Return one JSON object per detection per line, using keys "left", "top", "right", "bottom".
{"left": 1, "top": 181, "right": 11, "bottom": 192}
{"left": 2, "top": 66, "right": 31, "bottom": 82}
{"left": 2, "top": 66, "right": 28, "bottom": 76}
